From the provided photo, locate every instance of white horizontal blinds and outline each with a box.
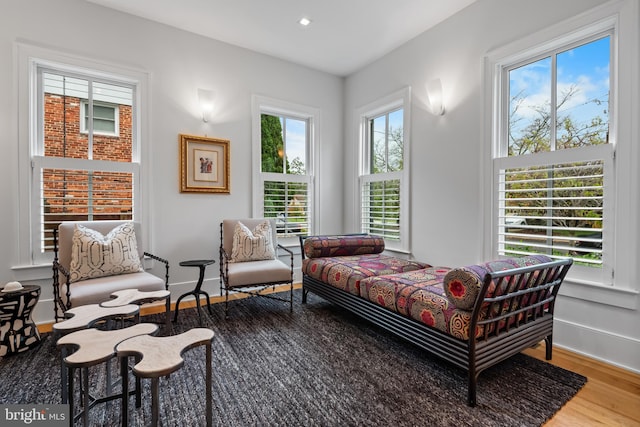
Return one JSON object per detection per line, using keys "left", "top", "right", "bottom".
{"left": 497, "top": 159, "right": 604, "bottom": 266}
{"left": 263, "top": 175, "right": 310, "bottom": 237}
{"left": 361, "top": 106, "right": 404, "bottom": 241}
{"left": 34, "top": 67, "right": 136, "bottom": 257}
{"left": 35, "top": 161, "right": 137, "bottom": 252}
{"left": 360, "top": 175, "right": 401, "bottom": 240}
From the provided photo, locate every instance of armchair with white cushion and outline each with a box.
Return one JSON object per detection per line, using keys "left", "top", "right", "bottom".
{"left": 52, "top": 220, "right": 169, "bottom": 322}
{"left": 219, "top": 219, "right": 294, "bottom": 318}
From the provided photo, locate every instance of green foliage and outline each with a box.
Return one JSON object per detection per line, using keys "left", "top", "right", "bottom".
{"left": 261, "top": 114, "right": 284, "bottom": 173}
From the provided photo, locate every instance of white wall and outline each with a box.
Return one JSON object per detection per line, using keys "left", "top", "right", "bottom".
{"left": 344, "top": 0, "right": 640, "bottom": 373}
{"left": 0, "top": 0, "right": 344, "bottom": 324}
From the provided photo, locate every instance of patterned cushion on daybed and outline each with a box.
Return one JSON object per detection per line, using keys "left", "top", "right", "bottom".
{"left": 359, "top": 255, "right": 555, "bottom": 340}
{"left": 302, "top": 254, "right": 430, "bottom": 296}
{"left": 303, "top": 235, "right": 385, "bottom": 258}
{"left": 360, "top": 267, "right": 486, "bottom": 340}
{"left": 443, "top": 255, "right": 553, "bottom": 310}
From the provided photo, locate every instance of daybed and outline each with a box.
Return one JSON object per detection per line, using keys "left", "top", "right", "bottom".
{"left": 300, "top": 234, "right": 573, "bottom": 406}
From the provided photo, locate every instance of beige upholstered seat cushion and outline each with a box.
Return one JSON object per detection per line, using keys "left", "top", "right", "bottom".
{"left": 224, "top": 259, "right": 292, "bottom": 288}
{"left": 61, "top": 271, "right": 165, "bottom": 307}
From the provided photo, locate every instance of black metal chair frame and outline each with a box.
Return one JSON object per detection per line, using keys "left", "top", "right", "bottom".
{"left": 219, "top": 221, "right": 294, "bottom": 318}
{"left": 52, "top": 227, "right": 170, "bottom": 322}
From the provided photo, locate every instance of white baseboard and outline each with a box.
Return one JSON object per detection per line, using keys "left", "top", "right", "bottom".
{"left": 554, "top": 317, "right": 640, "bottom": 374}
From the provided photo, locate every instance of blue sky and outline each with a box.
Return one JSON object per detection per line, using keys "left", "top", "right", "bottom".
{"left": 509, "top": 35, "right": 610, "bottom": 137}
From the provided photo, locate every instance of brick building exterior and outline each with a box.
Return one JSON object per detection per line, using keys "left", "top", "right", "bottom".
{"left": 43, "top": 93, "right": 134, "bottom": 226}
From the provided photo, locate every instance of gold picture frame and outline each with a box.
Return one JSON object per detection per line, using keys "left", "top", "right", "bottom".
{"left": 179, "top": 134, "right": 230, "bottom": 194}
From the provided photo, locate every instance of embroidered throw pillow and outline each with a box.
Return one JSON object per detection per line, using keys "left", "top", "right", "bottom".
{"left": 230, "top": 220, "right": 276, "bottom": 262}
{"left": 69, "top": 223, "right": 143, "bottom": 282}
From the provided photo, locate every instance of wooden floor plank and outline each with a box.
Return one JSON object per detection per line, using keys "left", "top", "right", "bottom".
{"left": 523, "top": 343, "right": 640, "bottom": 426}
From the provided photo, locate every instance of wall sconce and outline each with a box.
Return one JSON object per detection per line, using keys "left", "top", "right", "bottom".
{"left": 198, "top": 88, "right": 214, "bottom": 122}
{"left": 426, "top": 78, "right": 445, "bottom": 116}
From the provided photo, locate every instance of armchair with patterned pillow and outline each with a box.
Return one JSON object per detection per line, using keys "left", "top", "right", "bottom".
{"left": 52, "top": 221, "right": 169, "bottom": 322}
{"left": 219, "top": 219, "right": 294, "bottom": 318}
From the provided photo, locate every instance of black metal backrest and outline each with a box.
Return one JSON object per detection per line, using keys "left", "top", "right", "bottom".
{"left": 469, "top": 258, "right": 573, "bottom": 343}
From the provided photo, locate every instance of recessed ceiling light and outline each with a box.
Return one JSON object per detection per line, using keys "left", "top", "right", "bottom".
{"left": 298, "top": 17, "right": 311, "bottom": 27}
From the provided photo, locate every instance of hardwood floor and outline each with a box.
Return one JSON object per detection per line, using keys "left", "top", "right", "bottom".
{"left": 42, "top": 285, "right": 639, "bottom": 425}
{"left": 524, "top": 343, "right": 640, "bottom": 426}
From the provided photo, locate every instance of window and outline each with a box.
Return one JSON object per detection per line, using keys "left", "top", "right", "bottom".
{"left": 80, "top": 101, "right": 119, "bottom": 136}
{"left": 252, "top": 96, "right": 317, "bottom": 242}
{"left": 491, "top": 26, "right": 614, "bottom": 284}
{"left": 358, "top": 88, "right": 410, "bottom": 252}
{"left": 29, "top": 62, "right": 139, "bottom": 264}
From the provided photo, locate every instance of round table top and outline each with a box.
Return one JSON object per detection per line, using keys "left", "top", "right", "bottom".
{"left": 0, "top": 284, "right": 41, "bottom": 297}
{"left": 179, "top": 259, "right": 216, "bottom": 267}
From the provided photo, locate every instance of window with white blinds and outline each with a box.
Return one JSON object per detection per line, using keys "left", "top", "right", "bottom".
{"left": 357, "top": 88, "right": 410, "bottom": 252}
{"left": 496, "top": 146, "right": 611, "bottom": 273}
{"left": 254, "top": 102, "right": 316, "bottom": 242}
{"left": 360, "top": 176, "right": 401, "bottom": 240}
{"left": 491, "top": 28, "right": 614, "bottom": 283}
{"left": 263, "top": 177, "right": 310, "bottom": 237}
{"left": 31, "top": 65, "right": 138, "bottom": 262}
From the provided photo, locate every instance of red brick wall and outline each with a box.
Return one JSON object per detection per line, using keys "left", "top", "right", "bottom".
{"left": 43, "top": 94, "right": 133, "bottom": 220}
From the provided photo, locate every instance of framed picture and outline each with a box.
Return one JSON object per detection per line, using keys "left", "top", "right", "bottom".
{"left": 179, "top": 134, "right": 230, "bottom": 193}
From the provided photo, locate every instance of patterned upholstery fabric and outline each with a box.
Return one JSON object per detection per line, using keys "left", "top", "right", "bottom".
{"left": 302, "top": 234, "right": 558, "bottom": 341}
{"left": 443, "top": 255, "right": 552, "bottom": 310}
{"left": 302, "top": 254, "right": 429, "bottom": 296}
{"left": 306, "top": 253, "right": 556, "bottom": 340}
{"left": 69, "top": 223, "right": 143, "bottom": 283}
{"left": 303, "top": 235, "right": 385, "bottom": 259}
{"left": 230, "top": 220, "right": 275, "bottom": 262}
{"left": 359, "top": 268, "right": 486, "bottom": 340}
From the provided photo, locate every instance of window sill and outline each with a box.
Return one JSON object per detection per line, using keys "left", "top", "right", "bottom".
{"left": 559, "top": 278, "right": 638, "bottom": 310}
{"left": 11, "top": 263, "right": 53, "bottom": 282}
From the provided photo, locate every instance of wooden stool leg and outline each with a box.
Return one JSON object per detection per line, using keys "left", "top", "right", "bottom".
{"left": 151, "top": 377, "right": 160, "bottom": 427}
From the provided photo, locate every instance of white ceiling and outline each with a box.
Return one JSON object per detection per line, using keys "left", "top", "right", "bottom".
{"left": 86, "top": 0, "right": 476, "bottom": 76}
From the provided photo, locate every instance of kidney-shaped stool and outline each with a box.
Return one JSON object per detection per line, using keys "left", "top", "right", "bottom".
{"left": 56, "top": 323, "right": 159, "bottom": 426}
{"left": 116, "top": 328, "right": 215, "bottom": 427}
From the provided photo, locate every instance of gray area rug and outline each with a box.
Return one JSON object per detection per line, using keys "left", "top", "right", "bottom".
{"left": 0, "top": 290, "right": 586, "bottom": 426}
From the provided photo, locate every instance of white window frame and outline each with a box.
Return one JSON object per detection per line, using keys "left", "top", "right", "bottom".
{"left": 14, "top": 43, "right": 150, "bottom": 274}
{"left": 483, "top": 1, "right": 639, "bottom": 308}
{"left": 357, "top": 87, "right": 411, "bottom": 253}
{"left": 251, "top": 95, "right": 319, "bottom": 247}
{"left": 80, "top": 100, "right": 120, "bottom": 137}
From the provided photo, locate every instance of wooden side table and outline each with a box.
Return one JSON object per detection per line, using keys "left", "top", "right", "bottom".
{"left": 174, "top": 260, "right": 216, "bottom": 324}
{"left": 0, "top": 285, "right": 41, "bottom": 357}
